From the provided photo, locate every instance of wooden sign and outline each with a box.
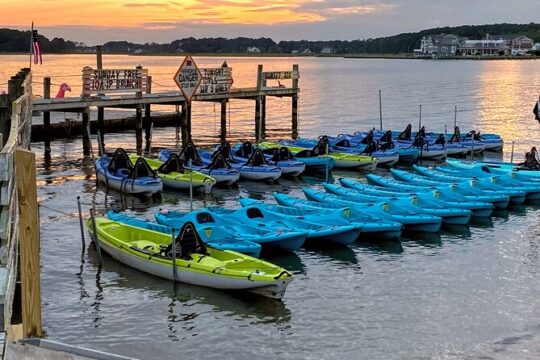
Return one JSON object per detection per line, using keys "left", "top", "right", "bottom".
{"left": 262, "top": 71, "right": 299, "bottom": 80}
{"left": 197, "top": 67, "right": 233, "bottom": 95}
{"left": 82, "top": 66, "right": 147, "bottom": 96}
{"left": 173, "top": 56, "right": 202, "bottom": 102}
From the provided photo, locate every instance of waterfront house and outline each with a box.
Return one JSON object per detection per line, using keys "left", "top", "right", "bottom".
{"left": 321, "top": 47, "right": 334, "bottom": 54}
{"left": 460, "top": 39, "right": 508, "bottom": 56}
{"left": 488, "top": 34, "right": 534, "bottom": 50}
{"left": 419, "top": 34, "right": 465, "bottom": 56}
{"left": 247, "top": 46, "right": 261, "bottom": 53}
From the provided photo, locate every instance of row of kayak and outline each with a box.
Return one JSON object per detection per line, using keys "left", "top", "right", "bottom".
{"left": 85, "top": 155, "right": 533, "bottom": 300}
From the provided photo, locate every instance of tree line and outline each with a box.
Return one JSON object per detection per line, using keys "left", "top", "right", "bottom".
{"left": 1, "top": 23, "right": 539, "bottom": 54}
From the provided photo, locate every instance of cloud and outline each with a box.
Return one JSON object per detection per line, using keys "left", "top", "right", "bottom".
{"left": 123, "top": 3, "right": 170, "bottom": 8}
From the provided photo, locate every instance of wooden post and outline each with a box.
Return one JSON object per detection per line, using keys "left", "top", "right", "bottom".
{"left": 255, "top": 97, "right": 261, "bottom": 142}
{"left": 220, "top": 100, "right": 227, "bottom": 142}
{"left": 96, "top": 45, "right": 105, "bottom": 150}
{"left": 82, "top": 109, "right": 91, "bottom": 157}
{"left": 292, "top": 64, "right": 299, "bottom": 139}
{"left": 43, "top": 77, "right": 51, "bottom": 155}
{"left": 256, "top": 64, "right": 263, "bottom": 90}
{"left": 261, "top": 96, "right": 266, "bottom": 140}
{"left": 135, "top": 106, "right": 143, "bottom": 155}
{"left": 180, "top": 103, "right": 188, "bottom": 145}
{"left": 144, "top": 76, "right": 152, "bottom": 154}
{"left": 15, "top": 149, "right": 43, "bottom": 338}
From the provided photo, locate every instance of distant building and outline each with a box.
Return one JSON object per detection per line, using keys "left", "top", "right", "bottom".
{"left": 460, "top": 39, "right": 508, "bottom": 56}
{"left": 488, "top": 34, "right": 534, "bottom": 50}
{"left": 246, "top": 46, "right": 261, "bottom": 53}
{"left": 419, "top": 34, "right": 465, "bottom": 56}
{"left": 291, "top": 50, "right": 300, "bottom": 54}
{"left": 302, "top": 48, "right": 313, "bottom": 54}
{"left": 533, "top": 43, "right": 540, "bottom": 51}
{"left": 321, "top": 47, "right": 334, "bottom": 54}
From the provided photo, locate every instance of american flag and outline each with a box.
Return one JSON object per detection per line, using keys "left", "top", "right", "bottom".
{"left": 32, "top": 29, "right": 42, "bottom": 65}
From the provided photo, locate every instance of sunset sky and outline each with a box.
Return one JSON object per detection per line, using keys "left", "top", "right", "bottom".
{"left": 1, "top": 0, "right": 538, "bottom": 44}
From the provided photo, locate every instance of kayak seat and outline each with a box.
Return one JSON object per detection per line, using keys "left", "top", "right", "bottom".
{"left": 108, "top": 148, "right": 134, "bottom": 172}
{"left": 397, "top": 124, "right": 412, "bottom": 141}
{"left": 117, "top": 168, "right": 131, "bottom": 177}
{"left": 236, "top": 141, "right": 254, "bottom": 158}
{"left": 360, "top": 131, "right": 374, "bottom": 144}
{"left": 129, "top": 158, "right": 157, "bottom": 179}
{"left": 246, "top": 207, "right": 264, "bottom": 219}
{"left": 180, "top": 141, "right": 204, "bottom": 166}
{"left": 335, "top": 139, "right": 350, "bottom": 147}
{"left": 158, "top": 153, "right": 184, "bottom": 174}
{"left": 271, "top": 147, "right": 295, "bottom": 162}
{"left": 176, "top": 222, "right": 208, "bottom": 260}
{"left": 206, "top": 153, "right": 231, "bottom": 170}
{"left": 246, "top": 149, "right": 268, "bottom": 167}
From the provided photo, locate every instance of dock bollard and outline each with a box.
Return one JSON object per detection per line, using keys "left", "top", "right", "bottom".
{"left": 171, "top": 232, "right": 178, "bottom": 283}
{"left": 89, "top": 208, "right": 103, "bottom": 266}
{"left": 77, "top": 196, "right": 86, "bottom": 250}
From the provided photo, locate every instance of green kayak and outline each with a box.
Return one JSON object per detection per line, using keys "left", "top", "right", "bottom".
{"left": 129, "top": 154, "right": 216, "bottom": 192}
{"left": 87, "top": 218, "right": 293, "bottom": 299}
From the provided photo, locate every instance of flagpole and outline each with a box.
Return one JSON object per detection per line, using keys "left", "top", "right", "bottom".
{"left": 29, "top": 22, "right": 34, "bottom": 69}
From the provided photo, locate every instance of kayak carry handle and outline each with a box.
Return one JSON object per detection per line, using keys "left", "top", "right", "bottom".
{"left": 274, "top": 270, "right": 291, "bottom": 280}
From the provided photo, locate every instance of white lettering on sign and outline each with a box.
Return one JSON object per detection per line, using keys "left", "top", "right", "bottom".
{"left": 197, "top": 67, "right": 233, "bottom": 95}
{"left": 173, "top": 56, "right": 202, "bottom": 102}
{"left": 82, "top": 67, "right": 147, "bottom": 96}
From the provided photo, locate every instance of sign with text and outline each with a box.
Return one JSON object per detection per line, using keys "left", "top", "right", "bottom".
{"left": 262, "top": 71, "right": 298, "bottom": 80}
{"left": 82, "top": 66, "right": 147, "bottom": 96}
{"left": 197, "top": 67, "right": 233, "bottom": 95}
{"left": 173, "top": 56, "right": 202, "bottom": 102}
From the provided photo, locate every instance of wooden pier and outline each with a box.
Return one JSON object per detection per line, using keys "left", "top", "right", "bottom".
{"left": 0, "top": 56, "right": 301, "bottom": 358}
{"left": 31, "top": 53, "right": 300, "bottom": 156}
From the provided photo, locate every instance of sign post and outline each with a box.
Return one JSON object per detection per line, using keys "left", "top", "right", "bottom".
{"left": 173, "top": 55, "right": 202, "bottom": 102}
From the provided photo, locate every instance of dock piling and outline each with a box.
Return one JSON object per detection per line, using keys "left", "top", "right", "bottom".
{"left": 292, "top": 64, "right": 299, "bottom": 139}
{"left": 15, "top": 149, "right": 43, "bottom": 338}
{"left": 43, "top": 77, "right": 51, "bottom": 150}
{"left": 220, "top": 100, "right": 227, "bottom": 142}
{"left": 89, "top": 208, "right": 103, "bottom": 266}
{"left": 135, "top": 106, "right": 143, "bottom": 155}
{"left": 144, "top": 76, "right": 152, "bottom": 155}
{"left": 82, "top": 109, "right": 92, "bottom": 157}
{"left": 255, "top": 97, "right": 261, "bottom": 142}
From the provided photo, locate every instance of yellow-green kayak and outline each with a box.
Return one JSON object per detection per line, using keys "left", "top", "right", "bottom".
{"left": 129, "top": 154, "right": 216, "bottom": 192}
{"left": 87, "top": 218, "right": 293, "bottom": 299}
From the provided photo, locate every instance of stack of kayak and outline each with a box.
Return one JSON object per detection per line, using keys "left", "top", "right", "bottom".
{"left": 260, "top": 136, "right": 379, "bottom": 171}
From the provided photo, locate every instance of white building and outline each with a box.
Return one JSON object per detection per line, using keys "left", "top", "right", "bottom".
{"left": 321, "top": 47, "right": 334, "bottom": 54}
{"left": 246, "top": 47, "right": 261, "bottom": 53}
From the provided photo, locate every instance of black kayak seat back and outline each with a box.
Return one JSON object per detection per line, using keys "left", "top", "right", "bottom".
{"left": 294, "top": 149, "right": 312, "bottom": 158}
{"left": 235, "top": 141, "right": 254, "bottom": 158}
{"left": 108, "top": 148, "right": 134, "bottom": 173}
{"left": 362, "top": 141, "right": 377, "bottom": 154}
{"left": 313, "top": 136, "right": 329, "bottom": 155}
{"left": 206, "top": 153, "right": 231, "bottom": 170}
{"left": 379, "top": 130, "right": 393, "bottom": 143}
{"left": 412, "top": 134, "right": 426, "bottom": 147}
{"left": 180, "top": 141, "right": 203, "bottom": 166}
{"left": 174, "top": 222, "right": 208, "bottom": 260}
{"left": 434, "top": 134, "right": 446, "bottom": 145}
{"left": 217, "top": 141, "right": 234, "bottom": 160}
{"left": 158, "top": 153, "right": 184, "bottom": 174}
{"left": 378, "top": 140, "right": 395, "bottom": 151}
{"left": 449, "top": 126, "right": 461, "bottom": 143}
{"left": 480, "top": 165, "right": 492, "bottom": 173}
{"left": 246, "top": 148, "right": 268, "bottom": 166}
{"left": 360, "top": 131, "right": 374, "bottom": 144}
{"left": 196, "top": 212, "right": 215, "bottom": 224}
{"left": 271, "top": 147, "right": 295, "bottom": 161}
{"left": 398, "top": 124, "right": 412, "bottom": 141}
{"left": 129, "top": 158, "right": 157, "bottom": 179}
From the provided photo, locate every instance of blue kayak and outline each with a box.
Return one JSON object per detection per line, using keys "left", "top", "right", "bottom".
{"left": 340, "top": 177, "right": 494, "bottom": 218}
{"left": 96, "top": 148, "right": 162, "bottom": 196}
{"left": 413, "top": 165, "right": 527, "bottom": 204}
{"left": 446, "top": 159, "right": 540, "bottom": 182}
{"left": 208, "top": 205, "right": 361, "bottom": 246}
{"left": 155, "top": 209, "right": 307, "bottom": 251}
{"left": 106, "top": 210, "right": 262, "bottom": 257}
{"left": 271, "top": 193, "right": 402, "bottom": 240}
{"left": 323, "top": 183, "right": 472, "bottom": 225}
{"left": 370, "top": 171, "right": 510, "bottom": 209}
{"left": 302, "top": 188, "right": 443, "bottom": 232}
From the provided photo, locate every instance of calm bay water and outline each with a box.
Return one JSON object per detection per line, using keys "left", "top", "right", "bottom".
{"left": 3, "top": 55, "right": 540, "bottom": 359}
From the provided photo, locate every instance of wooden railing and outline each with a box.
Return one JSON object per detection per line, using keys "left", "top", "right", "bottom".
{"left": 0, "top": 70, "right": 39, "bottom": 348}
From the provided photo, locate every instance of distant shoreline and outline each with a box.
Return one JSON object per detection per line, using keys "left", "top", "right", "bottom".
{"left": 0, "top": 52, "right": 538, "bottom": 60}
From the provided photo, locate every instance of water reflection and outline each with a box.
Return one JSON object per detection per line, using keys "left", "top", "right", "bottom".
{"left": 442, "top": 224, "right": 472, "bottom": 237}
{"left": 261, "top": 251, "right": 306, "bottom": 274}
{"left": 357, "top": 239, "right": 404, "bottom": 254}
{"left": 401, "top": 231, "right": 442, "bottom": 247}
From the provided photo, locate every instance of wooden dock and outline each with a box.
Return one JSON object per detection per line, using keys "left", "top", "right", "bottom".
{"left": 31, "top": 51, "right": 300, "bottom": 156}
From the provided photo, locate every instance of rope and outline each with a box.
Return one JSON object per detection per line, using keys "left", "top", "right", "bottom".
{"left": 39, "top": 203, "right": 78, "bottom": 217}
